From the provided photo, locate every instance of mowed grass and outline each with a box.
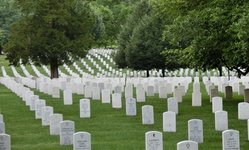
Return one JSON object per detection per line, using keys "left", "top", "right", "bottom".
{"left": 0, "top": 80, "right": 249, "bottom": 149}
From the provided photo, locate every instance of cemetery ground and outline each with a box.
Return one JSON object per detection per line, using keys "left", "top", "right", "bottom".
{"left": 0, "top": 79, "right": 249, "bottom": 149}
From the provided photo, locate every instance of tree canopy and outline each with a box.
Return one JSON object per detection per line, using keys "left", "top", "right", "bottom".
{"left": 4, "top": 0, "right": 95, "bottom": 78}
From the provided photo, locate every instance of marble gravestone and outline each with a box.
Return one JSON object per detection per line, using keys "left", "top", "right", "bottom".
{"left": 136, "top": 87, "right": 146, "bottom": 102}
{"left": 142, "top": 105, "right": 154, "bottom": 125}
{"left": 147, "top": 86, "right": 155, "bottom": 96}
{"left": 238, "top": 102, "right": 249, "bottom": 120}
{"left": 210, "top": 88, "right": 219, "bottom": 102}
{"left": 92, "top": 87, "right": 100, "bottom": 100}
{"left": 163, "top": 111, "right": 176, "bottom": 132}
{"left": 50, "top": 113, "right": 63, "bottom": 135}
{"left": 225, "top": 86, "right": 233, "bottom": 100}
{"left": 42, "top": 106, "right": 54, "bottom": 126}
{"left": 52, "top": 86, "right": 60, "bottom": 98}
{"left": 35, "top": 99, "right": 46, "bottom": 119}
{"left": 60, "top": 120, "right": 75, "bottom": 145}
{"left": 125, "top": 85, "right": 133, "bottom": 99}
{"left": 244, "top": 89, "right": 249, "bottom": 102}
{"left": 73, "top": 132, "right": 91, "bottom": 150}
{"left": 63, "top": 89, "right": 73, "bottom": 105}
{"left": 215, "top": 111, "right": 228, "bottom": 131}
{"left": 174, "top": 87, "right": 182, "bottom": 103}
{"left": 29, "top": 95, "right": 39, "bottom": 111}
{"left": 167, "top": 97, "right": 178, "bottom": 115}
{"left": 177, "top": 140, "right": 198, "bottom": 150}
{"left": 145, "top": 131, "right": 163, "bottom": 150}
{"left": 0, "top": 114, "right": 3, "bottom": 122}
{"left": 0, "top": 134, "right": 10, "bottom": 150}
{"left": 238, "top": 84, "right": 245, "bottom": 96}
{"left": 159, "top": 86, "right": 167, "bottom": 99}
{"left": 80, "top": 99, "right": 91, "bottom": 118}
{"left": 125, "top": 98, "right": 137, "bottom": 116}
{"left": 212, "top": 97, "right": 223, "bottom": 113}
{"left": 101, "top": 89, "right": 111, "bottom": 103}
{"left": 222, "top": 130, "right": 240, "bottom": 150}
{"left": 0, "top": 122, "right": 5, "bottom": 134}
{"left": 112, "top": 93, "right": 122, "bottom": 109}
{"left": 188, "top": 119, "right": 203, "bottom": 143}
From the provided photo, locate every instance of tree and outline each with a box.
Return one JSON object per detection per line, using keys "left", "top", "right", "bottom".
{"left": 160, "top": 0, "right": 249, "bottom": 77}
{"left": 115, "top": 0, "right": 152, "bottom": 69}
{"left": 126, "top": 14, "right": 166, "bottom": 77}
{"left": 4, "top": 0, "right": 95, "bottom": 79}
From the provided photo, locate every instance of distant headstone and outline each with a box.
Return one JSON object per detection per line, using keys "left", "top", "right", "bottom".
{"left": 238, "top": 84, "right": 245, "bottom": 96}
{"left": 163, "top": 111, "right": 176, "bottom": 132}
{"left": 177, "top": 140, "right": 198, "bottom": 150}
{"left": 60, "top": 120, "right": 75, "bottom": 145}
{"left": 136, "top": 87, "right": 145, "bottom": 102}
{"left": 84, "top": 86, "right": 92, "bottom": 98}
{"left": 125, "top": 85, "right": 133, "bottom": 99}
{"left": 145, "top": 131, "right": 163, "bottom": 150}
{"left": 101, "top": 89, "right": 111, "bottom": 103}
{"left": 125, "top": 98, "right": 137, "bottom": 116}
{"left": 142, "top": 105, "right": 154, "bottom": 125}
{"left": 215, "top": 111, "right": 228, "bottom": 131}
{"left": 35, "top": 99, "right": 46, "bottom": 119}
{"left": 147, "top": 86, "right": 155, "bottom": 96}
{"left": 50, "top": 113, "right": 63, "bottom": 135}
{"left": 0, "top": 122, "right": 5, "bottom": 134}
{"left": 0, "top": 134, "right": 10, "bottom": 150}
{"left": 174, "top": 87, "right": 182, "bottom": 103}
{"left": 210, "top": 88, "right": 219, "bottom": 102}
{"left": 167, "top": 97, "right": 178, "bottom": 114}
{"left": 112, "top": 93, "right": 122, "bottom": 108}
{"left": 114, "top": 85, "right": 122, "bottom": 94}
{"left": 63, "top": 89, "right": 73, "bottom": 105}
{"left": 244, "top": 89, "right": 249, "bottom": 102}
{"left": 73, "top": 132, "right": 91, "bottom": 150}
{"left": 192, "top": 92, "right": 201, "bottom": 106}
{"left": 225, "top": 86, "right": 233, "bottom": 100}
{"left": 222, "top": 130, "right": 240, "bottom": 150}
{"left": 238, "top": 102, "right": 249, "bottom": 120}
{"left": 0, "top": 114, "right": 3, "bottom": 122}
{"left": 92, "top": 87, "right": 100, "bottom": 100}
{"left": 29, "top": 95, "right": 39, "bottom": 111}
{"left": 159, "top": 87, "right": 167, "bottom": 99}
{"left": 188, "top": 119, "right": 203, "bottom": 143}
{"left": 42, "top": 106, "right": 54, "bottom": 126}
{"left": 80, "top": 99, "right": 91, "bottom": 118}
{"left": 212, "top": 97, "right": 223, "bottom": 113}
{"left": 52, "top": 87, "right": 60, "bottom": 98}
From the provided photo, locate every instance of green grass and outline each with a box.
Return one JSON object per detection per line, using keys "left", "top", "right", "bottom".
{"left": 0, "top": 80, "right": 249, "bottom": 149}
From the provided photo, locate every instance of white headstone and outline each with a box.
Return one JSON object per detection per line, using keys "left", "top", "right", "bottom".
{"left": 0, "top": 114, "right": 3, "bottom": 122}
{"left": 101, "top": 89, "right": 111, "bottom": 103}
{"left": 73, "top": 132, "right": 91, "bottom": 150}
{"left": 177, "top": 140, "right": 198, "bottom": 150}
{"left": 0, "top": 134, "right": 10, "bottom": 150}
{"left": 238, "top": 102, "right": 249, "bottom": 120}
{"left": 92, "top": 87, "right": 100, "bottom": 100}
{"left": 215, "top": 111, "right": 228, "bottom": 131}
{"left": 29, "top": 95, "right": 39, "bottom": 111}
{"left": 167, "top": 97, "right": 178, "bottom": 114}
{"left": 80, "top": 99, "right": 91, "bottom": 118}
{"left": 52, "top": 87, "right": 60, "bottom": 98}
{"left": 188, "top": 119, "right": 203, "bottom": 143}
{"left": 192, "top": 92, "right": 202, "bottom": 106}
{"left": 142, "top": 105, "right": 154, "bottom": 125}
{"left": 159, "top": 87, "right": 167, "bottom": 99}
{"left": 145, "top": 131, "right": 163, "bottom": 150}
{"left": 212, "top": 97, "right": 223, "bottom": 113}
{"left": 50, "top": 113, "right": 63, "bottom": 135}
{"left": 222, "top": 130, "right": 240, "bottom": 150}
{"left": 84, "top": 86, "right": 92, "bottom": 98}
{"left": 112, "top": 93, "right": 122, "bottom": 109}
{"left": 42, "top": 106, "right": 54, "bottom": 126}
{"left": 125, "top": 85, "right": 133, "bottom": 99}
{"left": 147, "top": 86, "right": 155, "bottom": 96}
{"left": 35, "top": 99, "right": 46, "bottom": 119}
{"left": 63, "top": 89, "right": 73, "bottom": 105}
{"left": 163, "top": 111, "right": 176, "bottom": 132}
{"left": 0, "top": 122, "right": 5, "bottom": 134}
{"left": 125, "top": 98, "right": 137, "bottom": 116}
{"left": 174, "top": 87, "right": 182, "bottom": 103}
{"left": 60, "top": 120, "right": 75, "bottom": 145}
{"left": 136, "top": 87, "right": 145, "bottom": 102}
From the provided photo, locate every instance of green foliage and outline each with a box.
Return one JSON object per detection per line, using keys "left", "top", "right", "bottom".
{"left": 4, "top": 0, "right": 95, "bottom": 78}
{"left": 160, "top": 0, "right": 249, "bottom": 77}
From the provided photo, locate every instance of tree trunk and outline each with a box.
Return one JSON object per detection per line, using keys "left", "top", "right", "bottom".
{"left": 146, "top": 69, "right": 150, "bottom": 77}
{"left": 227, "top": 68, "right": 230, "bottom": 81}
{"left": 50, "top": 59, "right": 59, "bottom": 79}
{"left": 218, "top": 66, "right": 222, "bottom": 76}
{"left": 162, "top": 68, "right": 165, "bottom": 77}
{"left": 0, "top": 45, "right": 2, "bottom": 55}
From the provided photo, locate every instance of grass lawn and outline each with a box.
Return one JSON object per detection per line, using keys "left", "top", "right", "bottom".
{"left": 0, "top": 79, "right": 248, "bottom": 149}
